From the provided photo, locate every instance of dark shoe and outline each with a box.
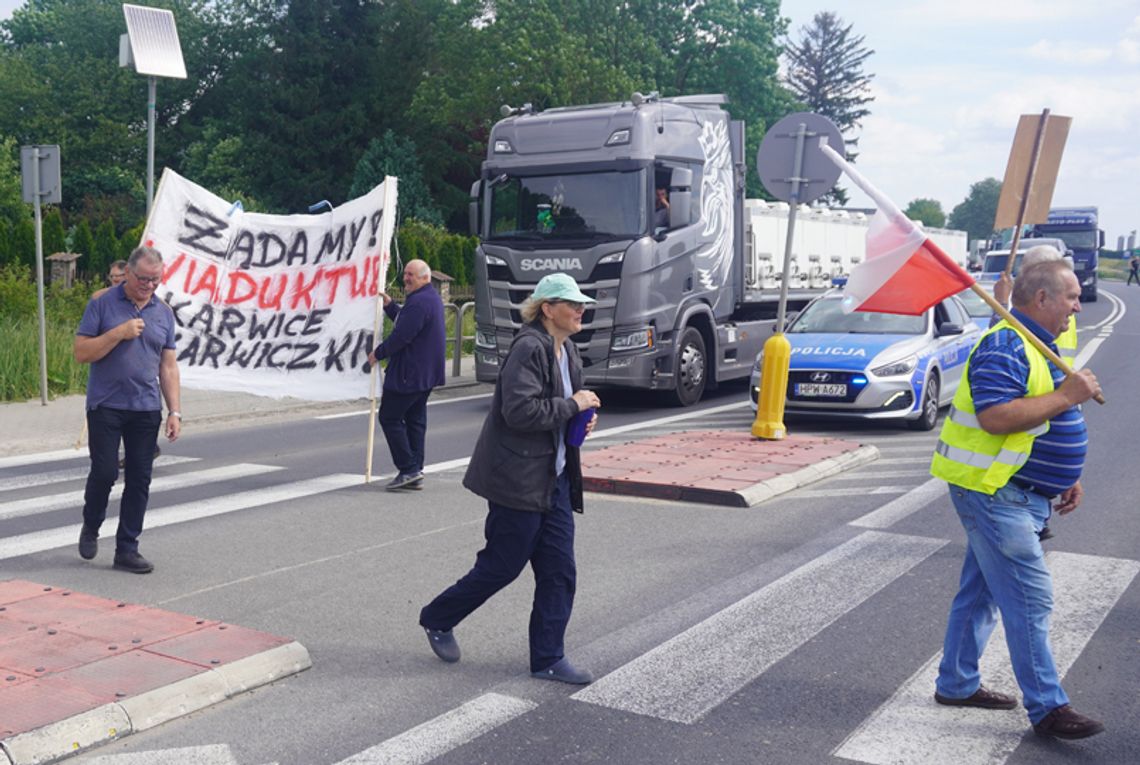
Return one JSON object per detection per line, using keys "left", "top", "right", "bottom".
{"left": 1033, "top": 705, "right": 1105, "bottom": 740}
{"left": 934, "top": 686, "right": 1018, "bottom": 710}
{"left": 424, "top": 627, "right": 460, "bottom": 663}
{"left": 113, "top": 551, "right": 154, "bottom": 574}
{"left": 78, "top": 527, "right": 99, "bottom": 560}
{"left": 387, "top": 471, "right": 424, "bottom": 491}
{"left": 1038, "top": 525, "right": 1055, "bottom": 541}
{"left": 531, "top": 657, "right": 594, "bottom": 685}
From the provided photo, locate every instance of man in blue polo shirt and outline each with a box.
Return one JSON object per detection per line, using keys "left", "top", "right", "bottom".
{"left": 930, "top": 260, "right": 1103, "bottom": 739}
{"left": 75, "top": 246, "right": 181, "bottom": 574}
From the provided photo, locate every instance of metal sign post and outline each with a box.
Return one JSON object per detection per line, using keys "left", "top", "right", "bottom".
{"left": 751, "top": 113, "right": 843, "bottom": 440}
{"left": 20, "top": 145, "right": 62, "bottom": 406}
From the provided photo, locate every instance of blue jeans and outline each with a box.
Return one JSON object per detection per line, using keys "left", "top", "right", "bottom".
{"left": 83, "top": 406, "right": 162, "bottom": 554}
{"left": 379, "top": 389, "right": 430, "bottom": 475}
{"left": 936, "top": 483, "right": 1068, "bottom": 723}
{"left": 420, "top": 473, "right": 577, "bottom": 672}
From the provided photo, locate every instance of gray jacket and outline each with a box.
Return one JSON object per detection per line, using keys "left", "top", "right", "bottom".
{"left": 462, "top": 322, "right": 585, "bottom": 513}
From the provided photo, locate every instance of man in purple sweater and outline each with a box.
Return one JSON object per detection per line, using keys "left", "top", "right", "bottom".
{"left": 368, "top": 259, "right": 446, "bottom": 490}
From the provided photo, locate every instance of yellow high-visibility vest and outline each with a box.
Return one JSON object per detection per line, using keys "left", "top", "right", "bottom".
{"left": 1057, "top": 319, "right": 1077, "bottom": 367}
{"left": 930, "top": 319, "right": 1055, "bottom": 494}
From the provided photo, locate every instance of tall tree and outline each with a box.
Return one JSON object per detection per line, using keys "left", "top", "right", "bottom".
{"left": 0, "top": 137, "right": 26, "bottom": 226}
{"left": 350, "top": 131, "right": 441, "bottom": 226}
{"left": 904, "top": 198, "right": 946, "bottom": 229}
{"left": 948, "top": 178, "right": 1002, "bottom": 243}
{"left": 782, "top": 11, "right": 874, "bottom": 205}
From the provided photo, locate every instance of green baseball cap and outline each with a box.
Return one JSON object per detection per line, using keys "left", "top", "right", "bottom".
{"left": 530, "top": 272, "right": 596, "bottom": 303}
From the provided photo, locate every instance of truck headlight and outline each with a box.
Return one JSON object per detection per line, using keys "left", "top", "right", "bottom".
{"left": 611, "top": 327, "right": 653, "bottom": 352}
{"left": 475, "top": 329, "right": 496, "bottom": 348}
{"left": 753, "top": 352, "right": 764, "bottom": 372}
{"left": 485, "top": 254, "right": 506, "bottom": 266}
{"left": 871, "top": 355, "right": 917, "bottom": 377}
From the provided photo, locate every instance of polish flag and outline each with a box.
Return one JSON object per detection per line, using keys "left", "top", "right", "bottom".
{"left": 819, "top": 144, "right": 975, "bottom": 316}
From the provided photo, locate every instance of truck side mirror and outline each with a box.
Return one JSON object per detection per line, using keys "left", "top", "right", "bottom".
{"left": 669, "top": 191, "right": 691, "bottom": 229}
{"left": 468, "top": 180, "right": 481, "bottom": 236}
{"left": 667, "top": 167, "right": 693, "bottom": 229}
{"left": 1099, "top": 230, "right": 1105, "bottom": 247}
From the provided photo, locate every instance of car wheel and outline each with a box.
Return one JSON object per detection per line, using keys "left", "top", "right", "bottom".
{"left": 907, "top": 371, "right": 940, "bottom": 431}
{"left": 669, "top": 327, "right": 707, "bottom": 407}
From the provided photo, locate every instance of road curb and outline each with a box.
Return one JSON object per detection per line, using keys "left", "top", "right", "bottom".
{"left": 0, "top": 641, "right": 311, "bottom": 765}
{"left": 734, "top": 445, "right": 880, "bottom": 506}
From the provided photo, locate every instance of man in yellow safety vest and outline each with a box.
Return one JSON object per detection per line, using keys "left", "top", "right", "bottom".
{"left": 929, "top": 260, "right": 1104, "bottom": 740}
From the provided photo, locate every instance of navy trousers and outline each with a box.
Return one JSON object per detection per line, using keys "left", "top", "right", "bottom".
{"left": 378, "top": 389, "right": 430, "bottom": 474}
{"left": 420, "top": 473, "right": 577, "bottom": 672}
{"left": 82, "top": 407, "right": 161, "bottom": 554}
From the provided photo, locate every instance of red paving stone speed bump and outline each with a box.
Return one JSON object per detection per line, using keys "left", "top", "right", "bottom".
{"left": 0, "top": 580, "right": 311, "bottom": 765}
{"left": 582, "top": 430, "right": 878, "bottom": 507}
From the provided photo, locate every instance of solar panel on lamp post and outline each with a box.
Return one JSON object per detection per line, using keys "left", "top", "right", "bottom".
{"left": 119, "top": 4, "right": 187, "bottom": 215}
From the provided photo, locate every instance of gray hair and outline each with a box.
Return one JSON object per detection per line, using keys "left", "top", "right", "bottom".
{"left": 1021, "top": 245, "right": 1068, "bottom": 269}
{"left": 127, "top": 246, "right": 163, "bottom": 269}
{"left": 1012, "top": 260, "right": 1071, "bottom": 306}
{"left": 108, "top": 259, "right": 128, "bottom": 272}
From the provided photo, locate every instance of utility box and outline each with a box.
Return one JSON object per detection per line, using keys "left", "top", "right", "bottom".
{"left": 46, "top": 252, "right": 82, "bottom": 288}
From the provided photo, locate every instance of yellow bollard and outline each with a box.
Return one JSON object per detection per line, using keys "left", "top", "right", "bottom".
{"left": 751, "top": 332, "right": 791, "bottom": 440}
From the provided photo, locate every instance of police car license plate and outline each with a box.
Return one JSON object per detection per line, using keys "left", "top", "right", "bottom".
{"left": 796, "top": 382, "right": 846, "bottom": 397}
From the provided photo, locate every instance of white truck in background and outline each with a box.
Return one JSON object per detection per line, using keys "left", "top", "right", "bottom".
{"left": 743, "top": 199, "right": 968, "bottom": 291}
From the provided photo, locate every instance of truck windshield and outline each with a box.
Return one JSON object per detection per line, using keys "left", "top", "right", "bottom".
{"left": 487, "top": 170, "right": 645, "bottom": 242}
{"left": 1039, "top": 230, "right": 1098, "bottom": 249}
{"left": 789, "top": 297, "right": 926, "bottom": 335}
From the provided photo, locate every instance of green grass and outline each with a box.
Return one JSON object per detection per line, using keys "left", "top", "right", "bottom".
{"left": 0, "top": 319, "right": 88, "bottom": 401}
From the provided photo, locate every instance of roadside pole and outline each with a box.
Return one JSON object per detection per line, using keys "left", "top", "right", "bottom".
{"left": 20, "top": 145, "right": 62, "bottom": 406}
{"left": 751, "top": 113, "right": 843, "bottom": 440}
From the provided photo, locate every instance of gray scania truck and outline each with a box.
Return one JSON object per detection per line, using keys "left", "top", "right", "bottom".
{"left": 467, "top": 93, "right": 808, "bottom": 405}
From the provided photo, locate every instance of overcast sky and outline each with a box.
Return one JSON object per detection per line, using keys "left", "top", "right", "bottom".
{"left": 782, "top": 0, "right": 1140, "bottom": 245}
{"left": 3, "top": 1, "right": 1136, "bottom": 243}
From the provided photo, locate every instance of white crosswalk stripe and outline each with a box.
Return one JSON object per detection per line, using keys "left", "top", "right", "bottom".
{"left": 334, "top": 693, "right": 536, "bottom": 765}
{"left": 834, "top": 551, "right": 1140, "bottom": 765}
{"left": 0, "top": 463, "right": 284, "bottom": 521}
{"left": 0, "top": 473, "right": 360, "bottom": 562}
{"left": 0, "top": 455, "right": 199, "bottom": 491}
{"left": 572, "top": 530, "right": 947, "bottom": 724}
{"left": 0, "top": 448, "right": 91, "bottom": 469}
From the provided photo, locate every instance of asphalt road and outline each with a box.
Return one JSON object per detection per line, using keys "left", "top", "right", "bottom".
{"left": 3, "top": 285, "right": 1138, "bottom": 765}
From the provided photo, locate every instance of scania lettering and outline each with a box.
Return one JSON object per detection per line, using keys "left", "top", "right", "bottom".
{"left": 469, "top": 94, "right": 968, "bottom": 405}
{"left": 520, "top": 258, "right": 583, "bottom": 272}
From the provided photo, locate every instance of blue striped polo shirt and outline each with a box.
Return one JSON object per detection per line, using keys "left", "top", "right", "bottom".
{"left": 969, "top": 307, "right": 1086, "bottom": 495}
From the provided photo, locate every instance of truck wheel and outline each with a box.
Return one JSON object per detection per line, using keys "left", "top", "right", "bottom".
{"left": 670, "top": 327, "right": 707, "bottom": 407}
{"left": 907, "top": 372, "right": 940, "bottom": 431}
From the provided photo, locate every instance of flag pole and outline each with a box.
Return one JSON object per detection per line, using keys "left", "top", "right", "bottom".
{"left": 364, "top": 179, "right": 399, "bottom": 483}
{"left": 1002, "top": 109, "right": 1051, "bottom": 279}
{"left": 818, "top": 142, "right": 1104, "bottom": 406}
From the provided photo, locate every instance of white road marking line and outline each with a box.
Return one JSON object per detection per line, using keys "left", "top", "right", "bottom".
{"left": 850, "top": 478, "right": 946, "bottom": 529}
{"left": 0, "top": 464, "right": 283, "bottom": 521}
{"left": 334, "top": 693, "right": 536, "bottom": 765}
{"left": 84, "top": 744, "right": 251, "bottom": 765}
{"left": 827, "top": 469, "right": 932, "bottom": 480}
{"left": 870, "top": 456, "right": 932, "bottom": 465}
{"left": 0, "top": 448, "right": 89, "bottom": 469}
{"left": 0, "top": 474, "right": 359, "bottom": 562}
{"left": 572, "top": 530, "right": 947, "bottom": 724}
{"left": 0, "top": 455, "right": 199, "bottom": 492}
{"left": 784, "top": 486, "right": 908, "bottom": 499}
{"left": 833, "top": 550, "right": 1140, "bottom": 765}
{"left": 316, "top": 391, "right": 494, "bottom": 419}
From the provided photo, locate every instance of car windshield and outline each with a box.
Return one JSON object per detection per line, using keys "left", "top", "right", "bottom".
{"left": 788, "top": 298, "right": 926, "bottom": 334}
{"left": 487, "top": 170, "right": 646, "bottom": 242}
{"left": 982, "top": 252, "right": 1022, "bottom": 275}
{"left": 955, "top": 288, "right": 990, "bottom": 318}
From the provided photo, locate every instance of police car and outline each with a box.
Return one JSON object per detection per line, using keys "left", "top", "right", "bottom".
{"left": 749, "top": 291, "right": 982, "bottom": 430}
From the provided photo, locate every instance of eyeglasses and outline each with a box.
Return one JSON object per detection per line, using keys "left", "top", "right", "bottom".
{"left": 130, "top": 271, "right": 163, "bottom": 286}
{"left": 551, "top": 300, "right": 587, "bottom": 312}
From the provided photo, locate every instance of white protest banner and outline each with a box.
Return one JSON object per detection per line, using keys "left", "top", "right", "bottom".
{"left": 141, "top": 169, "right": 396, "bottom": 401}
